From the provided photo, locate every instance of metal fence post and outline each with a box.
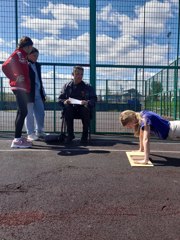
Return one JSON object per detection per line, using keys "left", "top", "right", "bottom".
{"left": 15, "top": 0, "right": 18, "bottom": 46}
{"left": 90, "top": 0, "right": 96, "bottom": 134}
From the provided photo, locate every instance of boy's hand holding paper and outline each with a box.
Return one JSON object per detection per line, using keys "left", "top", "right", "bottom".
{"left": 69, "top": 97, "right": 82, "bottom": 105}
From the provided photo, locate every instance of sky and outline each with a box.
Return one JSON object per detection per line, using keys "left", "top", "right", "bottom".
{"left": 0, "top": 0, "right": 179, "bottom": 95}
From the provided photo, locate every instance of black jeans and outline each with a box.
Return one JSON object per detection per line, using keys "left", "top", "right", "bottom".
{"left": 13, "top": 90, "right": 28, "bottom": 138}
{"left": 64, "top": 105, "right": 90, "bottom": 139}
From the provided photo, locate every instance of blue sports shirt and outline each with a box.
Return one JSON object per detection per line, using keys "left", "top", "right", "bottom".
{"left": 140, "top": 110, "right": 170, "bottom": 139}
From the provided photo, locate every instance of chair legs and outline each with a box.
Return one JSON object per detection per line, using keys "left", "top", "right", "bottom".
{"left": 60, "top": 115, "right": 91, "bottom": 144}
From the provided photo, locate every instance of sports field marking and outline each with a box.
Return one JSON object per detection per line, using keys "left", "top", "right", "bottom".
{"left": 126, "top": 151, "right": 154, "bottom": 167}
{"left": 0, "top": 148, "right": 180, "bottom": 154}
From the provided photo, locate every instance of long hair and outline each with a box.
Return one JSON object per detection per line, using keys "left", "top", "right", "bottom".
{"left": 17, "top": 36, "right": 33, "bottom": 49}
{"left": 119, "top": 110, "right": 142, "bottom": 137}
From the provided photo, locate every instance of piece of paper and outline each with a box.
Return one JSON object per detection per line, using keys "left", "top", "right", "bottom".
{"left": 69, "top": 97, "right": 82, "bottom": 105}
{"left": 126, "top": 152, "right": 154, "bottom": 167}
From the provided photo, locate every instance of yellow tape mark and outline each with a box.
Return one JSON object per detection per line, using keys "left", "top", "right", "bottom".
{"left": 126, "top": 152, "right": 154, "bottom": 167}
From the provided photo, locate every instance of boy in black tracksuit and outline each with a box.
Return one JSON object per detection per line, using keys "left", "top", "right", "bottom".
{"left": 58, "top": 66, "right": 97, "bottom": 144}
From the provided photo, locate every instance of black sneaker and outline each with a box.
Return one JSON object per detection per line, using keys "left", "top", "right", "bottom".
{"left": 65, "top": 135, "right": 75, "bottom": 145}
{"left": 80, "top": 137, "right": 88, "bottom": 145}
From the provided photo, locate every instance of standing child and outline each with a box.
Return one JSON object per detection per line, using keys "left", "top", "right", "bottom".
{"left": 25, "top": 47, "right": 46, "bottom": 141}
{"left": 2, "top": 36, "right": 33, "bottom": 148}
{"left": 119, "top": 110, "right": 180, "bottom": 164}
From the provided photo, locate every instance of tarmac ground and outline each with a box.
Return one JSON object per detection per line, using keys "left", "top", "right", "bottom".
{"left": 0, "top": 134, "right": 179, "bottom": 240}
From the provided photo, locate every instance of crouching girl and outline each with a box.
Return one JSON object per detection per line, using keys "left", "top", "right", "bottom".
{"left": 119, "top": 110, "right": 180, "bottom": 164}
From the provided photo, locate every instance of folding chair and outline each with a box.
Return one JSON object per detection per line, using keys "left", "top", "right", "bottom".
{"left": 44, "top": 115, "right": 66, "bottom": 144}
{"left": 60, "top": 108, "right": 93, "bottom": 143}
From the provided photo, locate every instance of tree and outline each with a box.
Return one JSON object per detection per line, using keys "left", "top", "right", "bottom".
{"left": 150, "top": 80, "right": 163, "bottom": 100}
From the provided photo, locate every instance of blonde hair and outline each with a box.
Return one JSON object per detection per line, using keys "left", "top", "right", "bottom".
{"left": 119, "top": 110, "right": 142, "bottom": 137}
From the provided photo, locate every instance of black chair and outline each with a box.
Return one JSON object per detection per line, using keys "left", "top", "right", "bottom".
{"left": 45, "top": 105, "right": 94, "bottom": 145}
{"left": 44, "top": 113, "right": 67, "bottom": 144}
{"left": 60, "top": 108, "right": 93, "bottom": 144}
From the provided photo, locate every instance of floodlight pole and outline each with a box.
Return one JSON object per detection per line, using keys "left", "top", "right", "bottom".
{"left": 142, "top": 2, "right": 146, "bottom": 97}
{"left": 167, "top": 31, "right": 171, "bottom": 93}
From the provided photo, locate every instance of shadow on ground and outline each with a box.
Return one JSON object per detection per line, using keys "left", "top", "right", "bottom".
{"left": 150, "top": 154, "right": 180, "bottom": 167}
{"left": 43, "top": 138, "right": 138, "bottom": 147}
{"left": 57, "top": 147, "right": 110, "bottom": 156}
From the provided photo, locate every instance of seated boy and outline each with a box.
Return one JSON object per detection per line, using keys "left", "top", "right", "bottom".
{"left": 58, "top": 66, "right": 97, "bottom": 144}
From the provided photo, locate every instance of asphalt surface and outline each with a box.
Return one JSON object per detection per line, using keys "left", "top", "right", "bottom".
{"left": 0, "top": 134, "right": 179, "bottom": 240}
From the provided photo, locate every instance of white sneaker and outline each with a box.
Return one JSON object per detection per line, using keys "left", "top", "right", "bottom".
{"left": 11, "top": 138, "right": 32, "bottom": 149}
{"left": 36, "top": 132, "right": 47, "bottom": 139}
{"left": 27, "top": 133, "right": 39, "bottom": 141}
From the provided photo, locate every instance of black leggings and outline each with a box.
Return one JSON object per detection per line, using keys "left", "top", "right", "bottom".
{"left": 13, "top": 90, "right": 28, "bottom": 138}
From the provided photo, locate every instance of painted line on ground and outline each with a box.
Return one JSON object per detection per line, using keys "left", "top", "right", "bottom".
{"left": 0, "top": 149, "right": 180, "bottom": 154}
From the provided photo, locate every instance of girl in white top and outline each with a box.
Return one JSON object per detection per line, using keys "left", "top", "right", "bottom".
{"left": 25, "top": 47, "right": 46, "bottom": 141}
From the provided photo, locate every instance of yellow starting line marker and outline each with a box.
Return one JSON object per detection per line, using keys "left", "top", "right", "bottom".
{"left": 126, "top": 151, "right": 154, "bottom": 167}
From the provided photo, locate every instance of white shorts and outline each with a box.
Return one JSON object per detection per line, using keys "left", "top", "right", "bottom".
{"left": 168, "top": 121, "right": 180, "bottom": 140}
